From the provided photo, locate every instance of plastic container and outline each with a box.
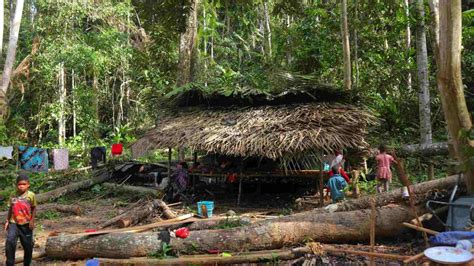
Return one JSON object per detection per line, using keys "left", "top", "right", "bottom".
{"left": 197, "top": 201, "right": 214, "bottom": 217}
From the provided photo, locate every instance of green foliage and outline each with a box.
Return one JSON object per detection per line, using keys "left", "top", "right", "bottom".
{"left": 37, "top": 210, "right": 61, "bottom": 220}
{"left": 215, "top": 217, "right": 246, "bottom": 229}
{"left": 149, "top": 243, "right": 175, "bottom": 259}
{"left": 0, "top": 0, "right": 471, "bottom": 188}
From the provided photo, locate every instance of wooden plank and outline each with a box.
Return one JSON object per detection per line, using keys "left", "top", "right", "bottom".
{"left": 69, "top": 214, "right": 194, "bottom": 237}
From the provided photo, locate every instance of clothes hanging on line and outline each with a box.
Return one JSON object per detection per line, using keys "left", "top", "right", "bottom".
{"left": 0, "top": 146, "right": 13, "bottom": 159}
{"left": 18, "top": 146, "right": 48, "bottom": 172}
{"left": 111, "top": 143, "right": 123, "bottom": 156}
{"left": 52, "top": 148, "right": 69, "bottom": 170}
{"left": 90, "top": 147, "right": 106, "bottom": 169}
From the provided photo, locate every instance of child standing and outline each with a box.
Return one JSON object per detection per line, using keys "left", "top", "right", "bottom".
{"left": 4, "top": 173, "right": 37, "bottom": 266}
{"left": 328, "top": 166, "right": 348, "bottom": 202}
{"left": 376, "top": 144, "right": 397, "bottom": 193}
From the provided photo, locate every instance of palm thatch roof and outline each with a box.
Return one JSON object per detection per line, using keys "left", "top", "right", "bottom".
{"left": 131, "top": 103, "right": 375, "bottom": 166}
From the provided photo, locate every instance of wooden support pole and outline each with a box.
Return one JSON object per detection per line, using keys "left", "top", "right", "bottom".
{"left": 168, "top": 148, "right": 172, "bottom": 181}
{"left": 237, "top": 176, "right": 243, "bottom": 206}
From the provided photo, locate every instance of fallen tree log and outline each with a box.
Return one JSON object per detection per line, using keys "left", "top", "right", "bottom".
{"left": 102, "top": 183, "right": 162, "bottom": 198}
{"left": 45, "top": 205, "right": 415, "bottom": 259}
{"left": 0, "top": 203, "right": 83, "bottom": 221}
{"left": 323, "top": 174, "right": 462, "bottom": 213}
{"left": 36, "top": 169, "right": 112, "bottom": 203}
{"left": 397, "top": 142, "right": 449, "bottom": 157}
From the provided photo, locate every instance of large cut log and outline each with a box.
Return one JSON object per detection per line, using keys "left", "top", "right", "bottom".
{"left": 45, "top": 205, "right": 415, "bottom": 259}
{"left": 36, "top": 169, "right": 111, "bottom": 203}
{"left": 322, "top": 174, "right": 462, "bottom": 213}
{"left": 0, "top": 203, "right": 83, "bottom": 221}
{"left": 102, "top": 183, "right": 162, "bottom": 198}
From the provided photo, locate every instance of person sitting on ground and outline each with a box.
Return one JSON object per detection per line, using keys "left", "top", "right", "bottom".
{"left": 375, "top": 144, "right": 398, "bottom": 193}
{"left": 328, "top": 166, "right": 348, "bottom": 203}
{"left": 4, "top": 173, "right": 37, "bottom": 266}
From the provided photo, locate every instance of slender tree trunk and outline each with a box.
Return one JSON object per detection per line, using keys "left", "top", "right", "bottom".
{"left": 286, "top": 14, "right": 292, "bottom": 66}
{"left": 353, "top": 0, "right": 359, "bottom": 88}
{"left": 437, "top": 0, "right": 474, "bottom": 193}
{"left": 58, "top": 62, "right": 66, "bottom": 145}
{"left": 203, "top": 5, "right": 208, "bottom": 87}
{"left": 428, "top": 0, "right": 440, "bottom": 63}
{"left": 263, "top": 0, "right": 272, "bottom": 60}
{"left": 0, "top": 0, "right": 24, "bottom": 119}
{"left": 92, "top": 73, "right": 99, "bottom": 125}
{"left": 341, "top": 0, "right": 351, "bottom": 90}
{"left": 415, "top": 0, "right": 433, "bottom": 145}
{"left": 405, "top": 0, "right": 412, "bottom": 92}
{"left": 176, "top": 0, "right": 199, "bottom": 87}
{"left": 72, "top": 70, "right": 76, "bottom": 138}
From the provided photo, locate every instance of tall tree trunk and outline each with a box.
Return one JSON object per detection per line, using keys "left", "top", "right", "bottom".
{"left": 72, "top": 70, "right": 76, "bottom": 138}
{"left": 341, "top": 0, "right": 351, "bottom": 90}
{"left": 58, "top": 62, "right": 66, "bottom": 145}
{"left": 437, "top": 0, "right": 474, "bottom": 193}
{"left": 428, "top": 0, "right": 440, "bottom": 63}
{"left": 405, "top": 0, "right": 412, "bottom": 92}
{"left": 176, "top": 0, "right": 199, "bottom": 87}
{"left": 415, "top": 0, "right": 433, "bottom": 145}
{"left": 0, "top": 0, "right": 24, "bottom": 119}
{"left": 263, "top": 0, "right": 272, "bottom": 60}
{"left": 286, "top": 14, "right": 292, "bottom": 66}
{"left": 352, "top": 0, "right": 359, "bottom": 88}
{"left": 203, "top": 5, "right": 208, "bottom": 87}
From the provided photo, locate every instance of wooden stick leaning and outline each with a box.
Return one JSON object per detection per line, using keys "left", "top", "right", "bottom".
{"left": 392, "top": 153, "right": 429, "bottom": 247}
{"left": 402, "top": 222, "right": 440, "bottom": 235}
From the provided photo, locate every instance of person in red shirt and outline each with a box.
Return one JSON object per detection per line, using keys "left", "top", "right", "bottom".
{"left": 4, "top": 173, "right": 37, "bottom": 266}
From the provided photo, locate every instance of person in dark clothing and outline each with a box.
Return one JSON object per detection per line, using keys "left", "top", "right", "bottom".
{"left": 90, "top": 147, "right": 106, "bottom": 169}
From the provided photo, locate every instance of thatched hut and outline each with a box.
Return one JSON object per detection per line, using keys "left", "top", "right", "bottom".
{"left": 131, "top": 75, "right": 375, "bottom": 204}
{"left": 131, "top": 103, "right": 375, "bottom": 168}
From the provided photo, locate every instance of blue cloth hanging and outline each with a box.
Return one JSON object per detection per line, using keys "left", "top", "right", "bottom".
{"left": 18, "top": 146, "right": 49, "bottom": 172}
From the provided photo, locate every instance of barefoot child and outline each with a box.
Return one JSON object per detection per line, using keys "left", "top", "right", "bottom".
{"left": 376, "top": 144, "right": 397, "bottom": 193}
{"left": 4, "top": 173, "right": 37, "bottom": 266}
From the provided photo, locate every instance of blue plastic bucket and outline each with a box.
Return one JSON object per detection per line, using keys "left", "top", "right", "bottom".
{"left": 197, "top": 201, "right": 214, "bottom": 217}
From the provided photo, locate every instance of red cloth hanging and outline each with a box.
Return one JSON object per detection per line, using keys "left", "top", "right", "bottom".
{"left": 111, "top": 143, "right": 123, "bottom": 156}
